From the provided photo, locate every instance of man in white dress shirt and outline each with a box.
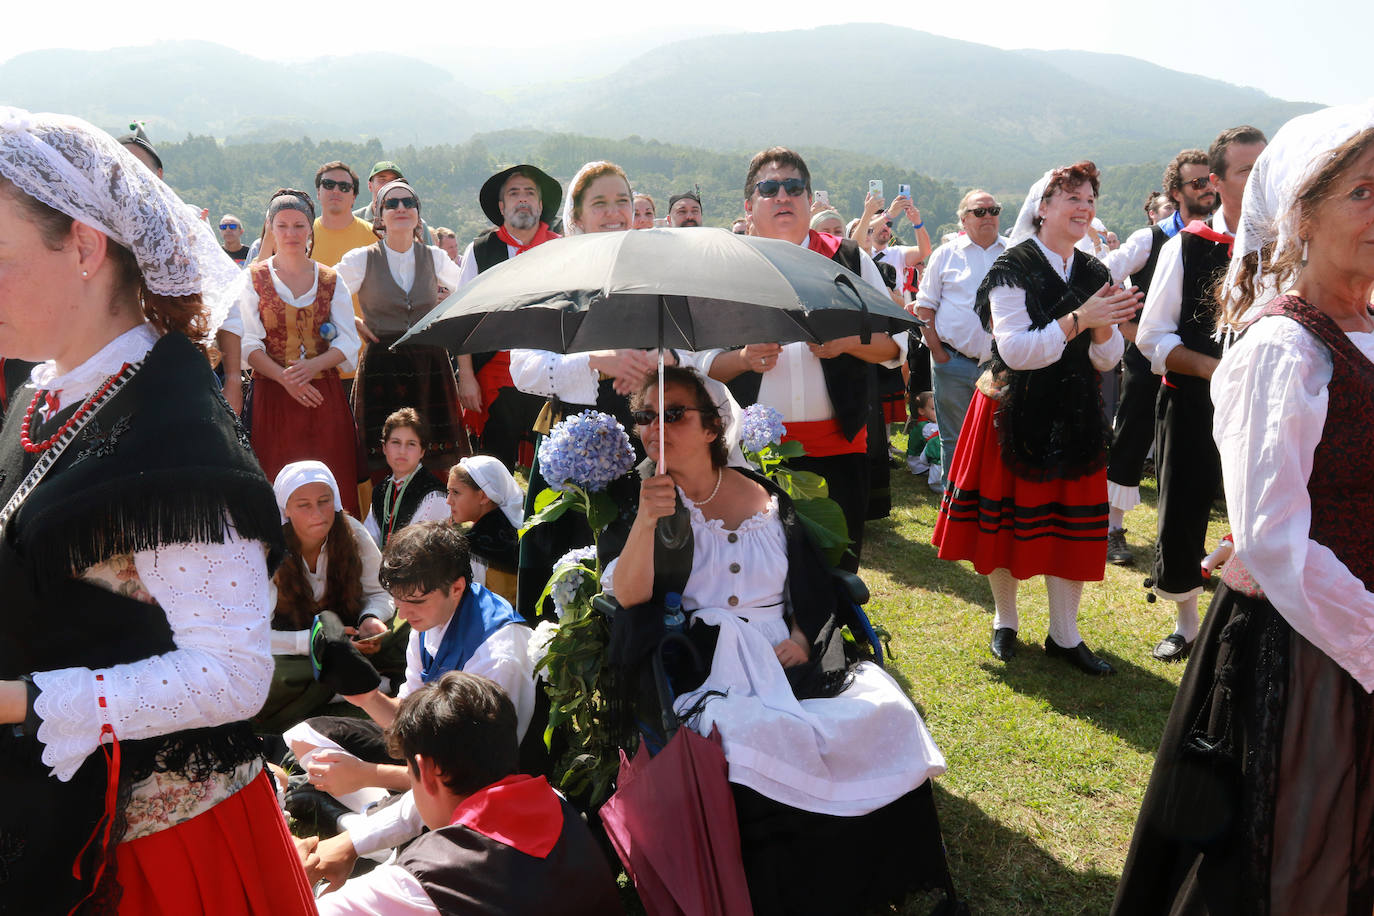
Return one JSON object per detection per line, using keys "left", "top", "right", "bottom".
{"left": 914, "top": 190, "right": 1005, "bottom": 489}
{"left": 1136, "top": 126, "right": 1267, "bottom": 662}
{"left": 706, "top": 146, "right": 903, "bottom": 571}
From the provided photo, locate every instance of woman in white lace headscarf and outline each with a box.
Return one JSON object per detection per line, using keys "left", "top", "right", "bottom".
{"left": 1114, "top": 102, "right": 1374, "bottom": 916}
{"left": 0, "top": 108, "right": 316, "bottom": 913}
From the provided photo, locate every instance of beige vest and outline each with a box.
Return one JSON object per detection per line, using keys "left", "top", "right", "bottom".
{"left": 356, "top": 242, "right": 439, "bottom": 337}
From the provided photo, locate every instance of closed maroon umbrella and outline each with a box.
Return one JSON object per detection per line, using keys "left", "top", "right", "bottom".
{"left": 599, "top": 725, "right": 754, "bottom": 916}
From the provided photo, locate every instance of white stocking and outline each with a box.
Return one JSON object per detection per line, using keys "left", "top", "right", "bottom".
{"left": 988, "top": 568, "right": 1019, "bottom": 631}
{"left": 1174, "top": 595, "right": 1200, "bottom": 642}
{"left": 1108, "top": 507, "right": 1125, "bottom": 530}
{"left": 1045, "top": 575, "right": 1084, "bottom": 648}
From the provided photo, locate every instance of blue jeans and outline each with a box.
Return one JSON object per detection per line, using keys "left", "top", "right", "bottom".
{"left": 931, "top": 350, "right": 983, "bottom": 490}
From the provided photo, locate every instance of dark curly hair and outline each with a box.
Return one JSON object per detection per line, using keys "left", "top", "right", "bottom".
{"left": 1032, "top": 160, "right": 1100, "bottom": 231}
{"left": 273, "top": 512, "right": 365, "bottom": 631}
{"left": 1162, "top": 149, "right": 1208, "bottom": 200}
{"left": 631, "top": 366, "right": 729, "bottom": 469}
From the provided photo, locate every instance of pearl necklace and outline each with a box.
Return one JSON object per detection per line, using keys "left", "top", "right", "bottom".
{"left": 692, "top": 468, "right": 724, "bottom": 507}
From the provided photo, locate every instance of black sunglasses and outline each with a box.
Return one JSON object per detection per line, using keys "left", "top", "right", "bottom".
{"left": 218, "top": 222, "right": 240, "bottom": 230}
{"left": 967, "top": 206, "right": 1002, "bottom": 218}
{"left": 318, "top": 178, "right": 355, "bottom": 193}
{"left": 383, "top": 196, "right": 419, "bottom": 210}
{"left": 1181, "top": 177, "right": 1213, "bottom": 191}
{"left": 752, "top": 178, "right": 808, "bottom": 199}
{"left": 630, "top": 405, "right": 704, "bottom": 426}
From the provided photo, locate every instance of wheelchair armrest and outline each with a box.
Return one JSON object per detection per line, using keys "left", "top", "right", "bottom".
{"left": 830, "top": 568, "right": 869, "bottom": 606}
{"left": 591, "top": 594, "right": 622, "bottom": 619}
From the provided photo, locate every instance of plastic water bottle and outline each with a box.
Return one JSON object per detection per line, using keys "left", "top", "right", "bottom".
{"left": 663, "top": 592, "right": 686, "bottom": 634}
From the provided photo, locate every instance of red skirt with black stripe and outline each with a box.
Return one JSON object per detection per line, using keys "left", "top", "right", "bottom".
{"left": 932, "top": 390, "right": 1108, "bottom": 581}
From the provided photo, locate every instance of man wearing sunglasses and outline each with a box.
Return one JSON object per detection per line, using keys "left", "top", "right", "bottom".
{"left": 912, "top": 190, "right": 1005, "bottom": 491}
{"left": 1136, "top": 126, "right": 1267, "bottom": 664}
{"left": 705, "top": 146, "right": 903, "bottom": 572}
{"left": 219, "top": 214, "right": 250, "bottom": 266}
{"left": 1099, "top": 149, "right": 1217, "bottom": 568}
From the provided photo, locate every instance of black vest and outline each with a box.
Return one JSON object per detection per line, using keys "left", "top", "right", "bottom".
{"left": 1172, "top": 223, "right": 1231, "bottom": 375}
{"left": 370, "top": 468, "right": 448, "bottom": 546}
{"left": 726, "top": 238, "right": 874, "bottom": 441}
{"left": 975, "top": 239, "right": 1113, "bottom": 480}
{"left": 471, "top": 227, "right": 512, "bottom": 275}
{"left": 467, "top": 508, "right": 519, "bottom": 572}
{"left": 0, "top": 333, "right": 281, "bottom": 912}
{"left": 1129, "top": 225, "right": 1169, "bottom": 301}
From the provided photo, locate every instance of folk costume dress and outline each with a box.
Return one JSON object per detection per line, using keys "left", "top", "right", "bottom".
{"left": 336, "top": 241, "right": 471, "bottom": 482}
{"left": 933, "top": 236, "right": 1122, "bottom": 581}
{"left": 1113, "top": 297, "right": 1374, "bottom": 915}
{"left": 237, "top": 257, "right": 362, "bottom": 515}
{"left": 603, "top": 471, "right": 955, "bottom": 915}
{"left": 362, "top": 467, "right": 449, "bottom": 548}
{"left": 0, "top": 325, "right": 314, "bottom": 914}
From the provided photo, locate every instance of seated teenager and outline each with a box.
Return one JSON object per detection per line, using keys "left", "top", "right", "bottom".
{"left": 289, "top": 522, "right": 535, "bottom": 885}
{"left": 364, "top": 408, "right": 451, "bottom": 548}
{"left": 446, "top": 455, "right": 524, "bottom": 604}
{"left": 602, "top": 367, "right": 951, "bottom": 915}
{"left": 312, "top": 671, "right": 622, "bottom": 915}
{"left": 257, "top": 460, "right": 395, "bottom": 734}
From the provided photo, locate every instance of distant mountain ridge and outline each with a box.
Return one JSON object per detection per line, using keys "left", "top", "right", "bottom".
{"left": 2, "top": 26, "right": 1318, "bottom": 188}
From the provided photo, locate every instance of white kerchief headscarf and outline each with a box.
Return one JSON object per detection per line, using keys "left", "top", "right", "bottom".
{"left": 459, "top": 456, "right": 525, "bottom": 528}
{"left": 1225, "top": 99, "right": 1374, "bottom": 301}
{"left": 1009, "top": 170, "right": 1053, "bottom": 246}
{"left": 273, "top": 460, "right": 343, "bottom": 523}
{"left": 697, "top": 370, "right": 749, "bottom": 468}
{"left": 0, "top": 107, "right": 242, "bottom": 340}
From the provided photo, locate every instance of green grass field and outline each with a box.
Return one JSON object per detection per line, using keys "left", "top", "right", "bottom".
{"left": 864, "top": 448, "right": 1229, "bottom": 915}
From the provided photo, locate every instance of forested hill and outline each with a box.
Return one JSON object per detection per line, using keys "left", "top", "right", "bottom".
{"left": 163, "top": 129, "right": 1163, "bottom": 250}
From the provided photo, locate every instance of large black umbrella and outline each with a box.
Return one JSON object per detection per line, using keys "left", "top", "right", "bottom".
{"left": 396, "top": 227, "right": 919, "bottom": 355}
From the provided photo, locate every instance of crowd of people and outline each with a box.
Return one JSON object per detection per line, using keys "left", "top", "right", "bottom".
{"left": 0, "top": 97, "right": 1370, "bottom": 915}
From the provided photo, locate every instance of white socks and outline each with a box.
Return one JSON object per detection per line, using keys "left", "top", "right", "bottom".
{"left": 1046, "top": 575, "right": 1084, "bottom": 648}
{"left": 988, "top": 568, "right": 1019, "bottom": 631}
{"left": 1108, "top": 507, "right": 1125, "bottom": 531}
{"left": 1174, "top": 595, "right": 1200, "bottom": 642}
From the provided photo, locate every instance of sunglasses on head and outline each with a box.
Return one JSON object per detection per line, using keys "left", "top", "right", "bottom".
{"left": 383, "top": 196, "right": 419, "bottom": 211}
{"left": 630, "top": 405, "right": 704, "bottom": 426}
{"left": 752, "top": 178, "right": 808, "bottom": 199}
{"left": 318, "top": 178, "right": 355, "bottom": 193}
{"left": 218, "top": 222, "right": 240, "bottom": 231}
{"left": 1181, "top": 177, "right": 1213, "bottom": 191}
{"left": 966, "top": 206, "right": 1002, "bottom": 218}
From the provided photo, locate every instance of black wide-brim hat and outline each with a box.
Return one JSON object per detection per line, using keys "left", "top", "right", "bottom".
{"left": 480, "top": 164, "right": 562, "bottom": 227}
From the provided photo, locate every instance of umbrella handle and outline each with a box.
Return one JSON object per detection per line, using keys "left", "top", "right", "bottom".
{"left": 833, "top": 273, "right": 873, "bottom": 345}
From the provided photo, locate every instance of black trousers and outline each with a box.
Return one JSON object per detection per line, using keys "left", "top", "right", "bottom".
{"left": 1152, "top": 375, "right": 1222, "bottom": 596}
{"left": 1106, "top": 343, "right": 1161, "bottom": 488}
{"left": 478, "top": 386, "right": 546, "bottom": 471}
{"left": 792, "top": 451, "right": 869, "bottom": 573}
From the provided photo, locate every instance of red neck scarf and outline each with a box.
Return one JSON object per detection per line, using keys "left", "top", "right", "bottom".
{"left": 449, "top": 774, "right": 562, "bottom": 858}
{"left": 806, "top": 229, "right": 842, "bottom": 259}
{"left": 1181, "top": 219, "right": 1234, "bottom": 256}
{"left": 496, "top": 222, "right": 558, "bottom": 255}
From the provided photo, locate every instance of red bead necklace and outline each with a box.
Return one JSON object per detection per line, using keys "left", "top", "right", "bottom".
{"left": 20, "top": 365, "right": 129, "bottom": 454}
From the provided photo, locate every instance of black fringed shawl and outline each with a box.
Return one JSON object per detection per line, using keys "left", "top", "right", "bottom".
{"left": 0, "top": 332, "right": 284, "bottom": 913}
{"left": 974, "top": 239, "right": 1112, "bottom": 481}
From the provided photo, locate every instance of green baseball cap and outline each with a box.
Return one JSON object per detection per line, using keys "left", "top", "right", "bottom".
{"left": 368, "top": 160, "right": 403, "bottom": 180}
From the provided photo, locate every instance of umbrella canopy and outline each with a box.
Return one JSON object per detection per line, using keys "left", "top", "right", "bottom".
{"left": 396, "top": 227, "right": 920, "bottom": 354}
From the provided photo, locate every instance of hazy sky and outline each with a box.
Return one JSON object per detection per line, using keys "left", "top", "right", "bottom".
{"left": 3, "top": 1, "right": 1368, "bottom": 106}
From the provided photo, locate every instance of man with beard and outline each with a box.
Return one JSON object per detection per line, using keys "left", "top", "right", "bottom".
{"left": 667, "top": 190, "right": 703, "bottom": 227}
{"left": 1136, "top": 126, "right": 1267, "bottom": 662}
{"left": 1101, "top": 149, "right": 1218, "bottom": 566}
{"left": 453, "top": 165, "right": 564, "bottom": 470}
{"left": 705, "top": 147, "right": 902, "bottom": 571}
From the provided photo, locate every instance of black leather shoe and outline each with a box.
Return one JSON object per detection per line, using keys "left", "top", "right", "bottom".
{"left": 1043, "top": 637, "right": 1115, "bottom": 675}
{"left": 990, "top": 627, "right": 1018, "bottom": 661}
{"left": 1151, "top": 632, "right": 1193, "bottom": 662}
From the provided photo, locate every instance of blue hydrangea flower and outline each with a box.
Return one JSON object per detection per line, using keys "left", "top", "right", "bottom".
{"left": 550, "top": 546, "right": 598, "bottom": 619}
{"left": 539, "top": 410, "right": 636, "bottom": 493}
{"left": 740, "top": 403, "right": 786, "bottom": 453}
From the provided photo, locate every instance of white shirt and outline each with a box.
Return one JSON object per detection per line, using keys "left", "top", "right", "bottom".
{"left": 268, "top": 515, "right": 395, "bottom": 656}
{"left": 335, "top": 243, "right": 465, "bottom": 303}
{"left": 987, "top": 236, "right": 1123, "bottom": 372}
{"left": 317, "top": 864, "right": 438, "bottom": 915}
{"left": 915, "top": 233, "right": 1006, "bottom": 363}
{"left": 1212, "top": 315, "right": 1374, "bottom": 691}
{"left": 1137, "top": 210, "right": 1233, "bottom": 375}
{"left": 233, "top": 258, "right": 361, "bottom": 373}
{"left": 1099, "top": 225, "right": 1158, "bottom": 286}
{"left": 697, "top": 236, "right": 904, "bottom": 424}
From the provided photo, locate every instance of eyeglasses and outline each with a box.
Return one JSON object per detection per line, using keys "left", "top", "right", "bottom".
{"left": 382, "top": 196, "right": 419, "bottom": 211}
{"left": 965, "top": 206, "right": 1002, "bottom": 218}
{"left": 318, "top": 178, "right": 355, "bottom": 193}
{"left": 630, "top": 405, "right": 705, "bottom": 426}
{"left": 752, "top": 178, "right": 808, "bottom": 199}
{"left": 1181, "top": 177, "right": 1213, "bottom": 191}
{"left": 218, "top": 222, "right": 240, "bottom": 231}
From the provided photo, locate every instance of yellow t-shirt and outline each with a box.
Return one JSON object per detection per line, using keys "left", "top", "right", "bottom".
{"left": 312, "top": 216, "right": 378, "bottom": 380}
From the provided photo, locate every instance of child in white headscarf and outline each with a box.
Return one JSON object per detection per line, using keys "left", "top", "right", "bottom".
{"left": 447, "top": 455, "right": 525, "bottom": 604}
